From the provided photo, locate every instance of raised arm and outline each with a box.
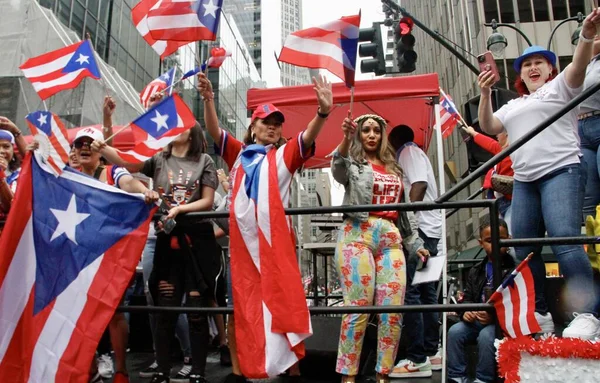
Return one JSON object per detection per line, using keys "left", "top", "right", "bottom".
{"left": 301, "top": 75, "right": 333, "bottom": 147}
{"left": 197, "top": 73, "right": 221, "bottom": 143}
{"left": 564, "top": 8, "right": 600, "bottom": 89}
{"left": 477, "top": 71, "right": 505, "bottom": 135}
{"left": 102, "top": 96, "right": 116, "bottom": 146}
{"left": 0, "top": 117, "right": 27, "bottom": 157}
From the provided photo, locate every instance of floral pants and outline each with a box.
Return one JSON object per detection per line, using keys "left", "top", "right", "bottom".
{"left": 335, "top": 216, "right": 407, "bottom": 375}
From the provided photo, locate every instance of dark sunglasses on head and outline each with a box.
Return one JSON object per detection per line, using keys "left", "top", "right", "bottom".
{"left": 73, "top": 139, "right": 93, "bottom": 149}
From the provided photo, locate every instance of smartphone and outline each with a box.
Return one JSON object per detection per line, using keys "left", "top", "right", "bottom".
{"left": 477, "top": 51, "right": 500, "bottom": 83}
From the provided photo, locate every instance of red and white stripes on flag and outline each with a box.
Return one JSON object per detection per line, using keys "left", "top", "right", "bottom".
{"left": 131, "top": 0, "right": 187, "bottom": 59}
{"left": 223, "top": 131, "right": 313, "bottom": 378}
{"left": 440, "top": 93, "right": 461, "bottom": 138}
{"left": 25, "top": 111, "right": 71, "bottom": 175}
{"left": 489, "top": 256, "right": 541, "bottom": 338}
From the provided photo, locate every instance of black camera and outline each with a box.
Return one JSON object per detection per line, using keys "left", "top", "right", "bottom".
{"left": 477, "top": 55, "right": 486, "bottom": 63}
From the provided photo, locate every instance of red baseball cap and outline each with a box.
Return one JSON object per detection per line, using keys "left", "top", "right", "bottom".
{"left": 251, "top": 104, "right": 285, "bottom": 122}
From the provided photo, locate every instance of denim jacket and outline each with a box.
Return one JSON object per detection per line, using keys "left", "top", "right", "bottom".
{"left": 330, "top": 150, "right": 425, "bottom": 254}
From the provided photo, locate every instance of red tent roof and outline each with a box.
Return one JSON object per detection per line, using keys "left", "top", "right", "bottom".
{"left": 247, "top": 74, "right": 440, "bottom": 168}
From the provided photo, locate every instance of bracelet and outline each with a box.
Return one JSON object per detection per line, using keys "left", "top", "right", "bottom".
{"left": 12, "top": 130, "right": 21, "bottom": 138}
{"left": 317, "top": 108, "right": 330, "bottom": 119}
{"left": 579, "top": 31, "right": 595, "bottom": 43}
{"left": 102, "top": 126, "right": 112, "bottom": 132}
{"left": 202, "top": 92, "right": 215, "bottom": 102}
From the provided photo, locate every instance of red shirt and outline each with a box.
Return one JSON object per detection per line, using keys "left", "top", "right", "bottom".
{"left": 370, "top": 163, "right": 403, "bottom": 221}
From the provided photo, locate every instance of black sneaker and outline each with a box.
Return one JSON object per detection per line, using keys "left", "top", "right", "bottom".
{"left": 219, "top": 345, "right": 232, "bottom": 366}
{"left": 150, "top": 372, "right": 170, "bottom": 383}
{"left": 139, "top": 361, "right": 159, "bottom": 378}
{"left": 189, "top": 374, "right": 208, "bottom": 383}
{"left": 171, "top": 357, "right": 192, "bottom": 383}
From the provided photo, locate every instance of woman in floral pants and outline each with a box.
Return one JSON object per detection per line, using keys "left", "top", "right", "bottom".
{"left": 331, "top": 113, "right": 429, "bottom": 383}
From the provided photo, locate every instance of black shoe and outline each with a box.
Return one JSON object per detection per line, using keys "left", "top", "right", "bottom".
{"left": 139, "top": 361, "right": 159, "bottom": 378}
{"left": 223, "top": 373, "right": 248, "bottom": 383}
{"left": 189, "top": 374, "right": 208, "bottom": 383}
{"left": 171, "top": 357, "right": 192, "bottom": 383}
{"left": 219, "top": 345, "right": 232, "bottom": 366}
{"left": 150, "top": 372, "right": 170, "bottom": 383}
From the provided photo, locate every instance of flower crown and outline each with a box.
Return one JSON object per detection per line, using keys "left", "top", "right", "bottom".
{"left": 353, "top": 114, "right": 387, "bottom": 128}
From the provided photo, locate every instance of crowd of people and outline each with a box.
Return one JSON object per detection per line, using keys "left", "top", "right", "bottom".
{"left": 1, "top": 7, "right": 600, "bottom": 383}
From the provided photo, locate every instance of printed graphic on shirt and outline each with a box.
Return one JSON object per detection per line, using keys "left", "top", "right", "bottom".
{"left": 370, "top": 164, "right": 402, "bottom": 220}
{"left": 158, "top": 167, "right": 200, "bottom": 209}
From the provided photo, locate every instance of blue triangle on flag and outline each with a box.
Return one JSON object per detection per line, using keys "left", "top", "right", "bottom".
{"left": 63, "top": 40, "right": 101, "bottom": 78}
{"left": 26, "top": 111, "right": 54, "bottom": 136}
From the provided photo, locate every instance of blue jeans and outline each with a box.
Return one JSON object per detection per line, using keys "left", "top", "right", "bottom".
{"left": 142, "top": 225, "right": 192, "bottom": 358}
{"left": 447, "top": 321, "right": 496, "bottom": 383}
{"left": 511, "top": 163, "right": 596, "bottom": 315}
{"left": 403, "top": 230, "right": 439, "bottom": 363}
{"left": 579, "top": 115, "right": 600, "bottom": 220}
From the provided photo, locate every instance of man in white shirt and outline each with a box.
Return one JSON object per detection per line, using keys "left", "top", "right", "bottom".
{"left": 388, "top": 125, "right": 442, "bottom": 379}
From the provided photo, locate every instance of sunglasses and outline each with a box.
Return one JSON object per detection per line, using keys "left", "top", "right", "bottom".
{"left": 73, "top": 139, "right": 93, "bottom": 149}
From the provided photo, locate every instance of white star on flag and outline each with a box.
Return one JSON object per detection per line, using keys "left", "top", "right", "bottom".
{"left": 37, "top": 113, "right": 48, "bottom": 126}
{"left": 75, "top": 54, "right": 90, "bottom": 65}
{"left": 150, "top": 110, "right": 170, "bottom": 132}
{"left": 161, "top": 73, "right": 170, "bottom": 81}
{"left": 203, "top": 0, "right": 219, "bottom": 18}
{"left": 49, "top": 194, "right": 90, "bottom": 245}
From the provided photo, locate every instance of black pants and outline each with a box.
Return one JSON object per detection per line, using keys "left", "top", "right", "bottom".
{"left": 150, "top": 223, "right": 221, "bottom": 376}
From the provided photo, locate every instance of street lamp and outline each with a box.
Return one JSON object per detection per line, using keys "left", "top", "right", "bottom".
{"left": 484, "top": 12, "right": 584, "bottom": 58}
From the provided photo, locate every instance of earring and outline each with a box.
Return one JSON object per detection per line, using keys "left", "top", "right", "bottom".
{"left": 251, "top": 132, "right": 256, "bottom": 143}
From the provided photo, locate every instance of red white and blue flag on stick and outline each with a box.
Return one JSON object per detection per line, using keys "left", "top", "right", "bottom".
{"left": 278, "top": 13, "right": 361, "bottom": 88}
{"left": 488, "top": 255, "right": 541, "bottom": 338}
{"left": 147, "top": 0, "right": 223, "bottom": 42}
{"left": 440, "top": 91, "right": 461, "bottom": 138}
{"left": 25, "top": 111, "right": 71, "bottom": 175}
{"left": 132, "top": 0, "right": 188, "bottom": 59}
{"left": 0, "top": 152, "right": 156, "bottom": 383}
{"left": 20, "top": 40, "right": 101, "bottom": 100}
{"left": 117, "top": 94, "right": 196, "bottom": 163}
{"left": 180, "top": 47, "right": 231, "bottom": 80}
{"left": 140, "top": 67, "right": 176, "bottom": 109}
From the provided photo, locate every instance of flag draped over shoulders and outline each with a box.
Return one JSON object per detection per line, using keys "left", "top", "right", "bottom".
{"left": 221, "top": 132, "right": 313, "bottom": 378}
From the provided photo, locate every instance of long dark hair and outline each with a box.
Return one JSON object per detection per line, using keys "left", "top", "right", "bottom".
{"left": 163, "top": 122, "right": 207, "bottom": 161}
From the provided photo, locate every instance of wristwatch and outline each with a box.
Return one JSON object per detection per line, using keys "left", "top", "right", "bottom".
{"left": 317, "top": 108, "right": 330, "bottom": 119}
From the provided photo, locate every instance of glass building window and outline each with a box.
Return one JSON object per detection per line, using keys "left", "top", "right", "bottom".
{"left": 499, "top": 0, "right": 515, "bottom": 23}
{"left": 483, "top": 0, "right": 499, "bottom": 23}
{"left": 57, "top": 0, "right": 71, "bottom": 26}
{"left": 552, "top": 0, "right": 568, "bottom": 19}
{"left": 471, "top": 0, "right": 480, "bottom": 36}
{"left": 569, "top": 0, "right": 585, "bottom": 17}
{"left": 39, "top": 0, "right": 56, "bottom": 10}
{"left": 518, "top": 1, "right": 534, "bottom": 22}
{"left": 533, "top": 0, "right": 550, "bottom": 21}
{"left": 88, "top": 0, "right": 100, "bottom": 18}
{"left": 85, "top": 15, "right": 98, "bottom": 41}
{"left": 99, "top": 0, "right": 110, "bottom": 26}
{"left": 71, "top": 0, "right": 86, "bottom": 35}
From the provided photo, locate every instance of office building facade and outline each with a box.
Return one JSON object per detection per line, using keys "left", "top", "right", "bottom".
{"left": 400, "top": 0, "right": 590, "bottom": 256}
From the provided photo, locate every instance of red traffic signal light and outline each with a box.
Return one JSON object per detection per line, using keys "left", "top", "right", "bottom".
{"left": 396, "top": 17, "right": 414, "bottom": 37}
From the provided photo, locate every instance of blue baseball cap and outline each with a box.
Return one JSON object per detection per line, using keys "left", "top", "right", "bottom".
{"left": 513, "top": 45, "right": 557, "bottom": 73}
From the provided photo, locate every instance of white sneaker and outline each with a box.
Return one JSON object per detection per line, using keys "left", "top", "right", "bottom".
{"left": 562, "top": 313, "right": 600, "bottom": 340}
{"left": 429, "top": 349, "right": 442, "bottom": 371}
{"left": 389, "top": 357, "right": 433, "bottom": 378}
{"left": 96, "top": 354, "right": 113, "bottom": 379}
{"left": 535, "top": 312, "right": 555, "bottom": 334}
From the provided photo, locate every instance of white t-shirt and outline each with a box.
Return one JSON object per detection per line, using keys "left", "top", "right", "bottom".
{"left": 494, "top": 71, "right": 582, "bottom": 182}
{"left": 397, "top": 144, "right": 442, "bottom": 239}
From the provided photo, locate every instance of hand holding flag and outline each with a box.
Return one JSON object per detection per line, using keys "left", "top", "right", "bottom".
{"left": 25, "top": 111, "right": 71, "bottom": 175}
{"left": 439, "top": 88, "right": 467, "bottom": 138}
{"left": 140, "top": 67, "right": 176, "bottom": 109}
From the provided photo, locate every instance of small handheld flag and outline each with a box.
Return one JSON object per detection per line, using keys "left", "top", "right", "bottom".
{"left": 25, "top": 111, "right": 71, "bottom": 174}
{"left": 140, "top": 67, "right": 176, "bottom": 109}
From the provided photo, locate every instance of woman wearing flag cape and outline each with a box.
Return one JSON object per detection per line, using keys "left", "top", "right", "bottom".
{"left": 197, "top": 72, "right": 333, "bottom": 380}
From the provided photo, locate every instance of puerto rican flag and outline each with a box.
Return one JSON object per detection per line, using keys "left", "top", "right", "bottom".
{"left": 440, "top": 92, "right": 461, "bottom": 138}
{"left": 181, "top": 46, "right": 232, "bottom": 78}
{"left": 117, "top": 94, "right": 196, "bottom": 163}
{"left": 278, "top": 14, "right": 360, "bottom": 88}
{"left": 25, "top": 111, "right": 71, "bottom": 175}
{"left": 131, "top": 0, "right": 188, "bottom": 59}
{"left": 147, "top": 0, "right": 223, "bottom": 42}
{"left": 218, "top": 131, "right": 313, "bottom": 378}
{"left": 488, "top": 255, "right": 541, "bottom": 338}
{"left": 140, "top": 67, "right": 176, "bottom": 109}
{"left": 0, "top": 152, "right": 155, "bottom": 383}
{"left": 20, "top": 40, "right": 101, "bottom": 100}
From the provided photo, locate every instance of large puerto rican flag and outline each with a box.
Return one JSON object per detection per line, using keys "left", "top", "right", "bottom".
{"left": 488, "top": 255, "right": 541, "bottom": 338}
{"left": 278, "top": 13, "right": 360, "bottom": 88}
{"left": 20, "top": 40, "right": 101, "bottom": 100}
{"left": 132, "top": 0, "right": 188, "bottom": 59}
{"left": 117, "top": 94, "right": 196, "bottom": 163}
{"left": 0, "top": 152, "right": 156, "bottom": 382}
{"left": 221, "top": 131, "right": 313, "bottom": 378}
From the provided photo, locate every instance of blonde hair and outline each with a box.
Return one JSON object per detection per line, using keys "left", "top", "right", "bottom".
{"left": 349, "top": 114, "right": 403, "bottom": 176}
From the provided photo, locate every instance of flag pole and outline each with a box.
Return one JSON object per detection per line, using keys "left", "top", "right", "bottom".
{"left": 439, "top": 87, "right": 468, "bottom": 127}
{"left": 349, "top": 86, "right": 355, "bottom": 116}
{"left": 103, "top": 123, "right": 130, "bottom": 142}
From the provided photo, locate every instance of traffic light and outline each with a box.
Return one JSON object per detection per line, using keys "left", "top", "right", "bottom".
{"left": 395, "top": 17, "right": 417, "bottom": 73}
{"left": 358, "top": 22, "right": 385, "bottom": 76}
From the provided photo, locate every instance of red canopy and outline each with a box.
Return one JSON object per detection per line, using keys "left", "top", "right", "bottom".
{"left": 247, "top": 74, "right": 440, "bottom": 168}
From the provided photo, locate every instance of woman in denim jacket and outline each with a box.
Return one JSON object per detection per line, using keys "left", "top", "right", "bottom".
{"left": 331, "top": 113, "right": 429, "bottom": 383}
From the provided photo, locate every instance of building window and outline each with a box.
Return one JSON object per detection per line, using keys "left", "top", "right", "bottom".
{"left": 483, "top": 0, "right": 499, "bottom": 23}
{"left": 569, "top": 0, "right": 585, "bottom": 17}
{"left": 517, "top": 0, "right": 534, "bottom": 22}
{"left": 558, "top": 55, "right": 573, "bottom": 73}
{"left": 471, "top": 0, "right": 480, "bottom": 36}
{"left": 498, "top": 0, "right": 515, "bottom": 23}
{"left": 552, "top": 0, "right": 568, "bottom": 19}
{"left": 533, "top": 0, "right": 550, "bottom": 21}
